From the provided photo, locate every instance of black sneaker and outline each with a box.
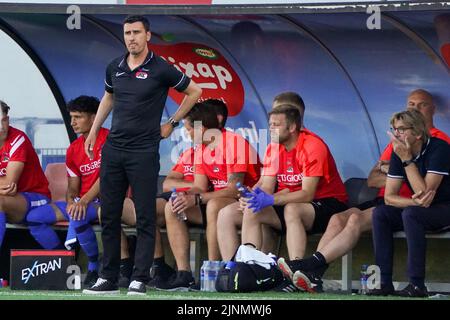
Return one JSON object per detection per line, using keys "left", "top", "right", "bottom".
{"left": 292, "top": 270, "right": 323, "bottom": 293}
{"left": 82, "top": 278, "right": 120, "bottom": 295}
{"left": 147, "top": 273, "right": 175, "bottom": 289}
{"left": 272, "top": 278, "right": 300, "bottom": 293}
{"left": 83, "top": 270, "right": 99, "bottom": 288}
{"left": 150, "top": 262, "right": 176, "bottom": 279}
{"left": 396, "top": 283, "right": 428, "bottom": 298}
{"left": 188, "top": 282, "right": 200, "bottom": 292}
{"left": 127, "top": 280, "right": 146, "bottom": 296}
{"left": 156, "top": 271, "right": 194, "bottom": 292}
{"left": 147, "top": 262, "right": 176, "bottom": 288}
{"left": 277, "top": 257, "right": 304, "bottom": 281}
{"left": 366, "top": 284, "right": 395, "bottom": 296}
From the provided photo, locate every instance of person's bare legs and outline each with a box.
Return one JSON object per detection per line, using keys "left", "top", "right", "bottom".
{"left": 283, "top": 203, "right": 315, "bottom": 259}
{"left": 261, "top": 225, "right": 278, "bottom": 254}
{"left": 319, "top": 207, "right": 374, "bottom": 263}
{"left": 218, "top": 202, "right": 279, "bottom": 260}
{"left": 165, "top": 202, "right": 202, "bottom": 272}
{"left": 2, "top": 194, "right": 30, "bottom": 223}
{"left": 217, "top": 202, "right": 242, "bottom": 261}
{"left": 205, "top": 198, "right": 236, "bottom": 261}
{"left": 154, "top": 198, "right": 167, "bottom": 258}
{"left": 316, "top": 208, "right": 355, "bottom": 252}
{"left": 241, "top": 206, "right": 281, "bottom": 250}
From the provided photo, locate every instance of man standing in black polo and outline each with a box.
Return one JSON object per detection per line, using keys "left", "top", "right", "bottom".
{"left": 83, "top": 15, "right": 202, "bottom": 295}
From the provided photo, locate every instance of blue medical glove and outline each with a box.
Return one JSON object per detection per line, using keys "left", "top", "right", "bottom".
{"left": 247, "top": 187, "right": 274, "bottom": 212}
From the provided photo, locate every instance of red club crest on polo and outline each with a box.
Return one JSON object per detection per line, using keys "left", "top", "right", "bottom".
{"left": 148, "top": 42, "right": 245, "bottom": 116}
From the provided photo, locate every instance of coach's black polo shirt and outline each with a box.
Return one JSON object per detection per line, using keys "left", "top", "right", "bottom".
{"left": 388, "top": 137, "right": 450, "bottom": 204}
{"left": 104, "top": 51, "right": 190, "bottom": 152}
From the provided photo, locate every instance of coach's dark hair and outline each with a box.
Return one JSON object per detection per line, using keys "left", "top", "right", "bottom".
{"left": 123, "top": 15, "right": 150, "bottom": 32}
{"left": 67, "top": 96, "right": 99, "bottom": 114}
{"left": 0, "top": 100, "right": 10, "bottom": 115}
{"left": 269, "top": 104, "right": 302, "bottom": 131}
{"left": 184, "top": 102, "right": 219, "bottom": 129}
{"left": 203, "top": 99, "right": 228, "bottom": 128}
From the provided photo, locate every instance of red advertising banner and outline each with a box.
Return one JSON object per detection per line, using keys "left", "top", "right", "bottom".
{"left": 149, "top": 42, "right": 245, "bottom": 116}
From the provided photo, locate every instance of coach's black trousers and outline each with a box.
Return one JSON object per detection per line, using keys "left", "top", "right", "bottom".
{"left": 373, "top": 203, "right": 450, "bottom": 288}
{"left": 100, "top": 142, "right": 159, "bottom": 283}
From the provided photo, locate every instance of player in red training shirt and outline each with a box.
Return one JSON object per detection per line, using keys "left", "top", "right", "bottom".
{"left": 218, "top": 91, "right": 307, "bottom": 262}
{"left": 0, "top": 100, "right": 51, "bottom": 250}
{"left": 242, "top": 105, "right": 348, "bottom": 293}
{"left": 160, "top": 101, "right": 262, "bottom": 291}
{"left": 25, "top": 96, "right": 134, "bottom": 288}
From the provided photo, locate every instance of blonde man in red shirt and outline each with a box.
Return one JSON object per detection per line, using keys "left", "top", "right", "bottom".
{"left": 242, "top": 105, "right": 348, "bottom": 293}
{"left": 217, "top": 92, "right": 306, "bottom": 263}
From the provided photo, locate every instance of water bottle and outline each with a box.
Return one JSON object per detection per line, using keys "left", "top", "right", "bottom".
{"left": 170, "top": 188, "right": 187, "bottom": 221}
{"left": 359, "top": 264, "right": 368, "bottom": 295}
{"left": 201, "top": 261, "right": 213, "bottom": 292}
{"left": 236, "top": 182, "right": 251, "bottom": 198}
{"left": 200, "top": 260, "right": 209, "bottom": 291}
{"left": 208, "top": 261, "right": 222, "bottom": 292}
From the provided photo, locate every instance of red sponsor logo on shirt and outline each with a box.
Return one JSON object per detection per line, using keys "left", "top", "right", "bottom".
{"left": 278, "top": 173, "right": 303, "bottom": 184}
{"left": 183, "top": 165, "right": 194, "bottom": 174}
{"left": 0, "top": 167, "right": 6, "bottom": 176}
{"left": 80, "top": 160, "right": 101, "bottom": 174}
{"left": 149, "top": 42, "right": 244, "bottom": 116}
{"left": 212, "top": 179, "right": 227, "bottom": 188}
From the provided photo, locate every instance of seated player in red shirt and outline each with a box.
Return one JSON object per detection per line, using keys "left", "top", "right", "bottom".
{"left": 217, "top": 91, "right": 306, "bottom": 263}
{"left": 0, "top": 100, "right": 51, "bottom": 250}
{"left": 242, "top": 105, "right": 348, "bottom": 293}
{"left": 25, "top": 96, "right": 135, "bottom": 288}
{"left": 146, "top": 99, "right": 227, "bottom": 289}
{"left": 160, "top": 101, "right": 262, "bottom": 291}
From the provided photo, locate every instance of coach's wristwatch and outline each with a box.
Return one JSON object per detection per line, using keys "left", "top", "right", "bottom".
{"left": 402, "top": 159, "right": 414, "bottom": 167}
{"left": 168, "top": 116, "right": 180, "bottom": 128}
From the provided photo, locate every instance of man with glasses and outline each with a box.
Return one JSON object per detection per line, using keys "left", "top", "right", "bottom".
{"left": 372, "top": 109, "right": 450, "bottom": 297}
{"left": 280, "top": 89, "right": 450, "bottom": 293}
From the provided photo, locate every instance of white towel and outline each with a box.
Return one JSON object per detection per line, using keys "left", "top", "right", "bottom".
{"left": 234, "top": 245, "right": 276, "bottom": 270}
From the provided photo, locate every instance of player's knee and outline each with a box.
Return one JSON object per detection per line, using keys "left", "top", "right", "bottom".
{"left": 26, "top": 205, "right": 56, "bottom": 225}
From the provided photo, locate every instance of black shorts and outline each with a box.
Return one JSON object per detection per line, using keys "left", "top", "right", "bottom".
{"left": 157, "top": 192, "right": 208, "bottom": 228}
{"left": 274, "top": 198, "right": 348, "bottom": 234}
{"left": 156, "top": 191, "right": 172, "bottom": 202}
{"left": 356, "top": 197, "right": 385, "bottom": 211}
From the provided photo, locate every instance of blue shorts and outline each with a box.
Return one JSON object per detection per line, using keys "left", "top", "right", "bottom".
{"left": 54, "top": 199, "right": 100, "bottom": 221}
{"left": 20, "top": 192, "right": 51, "bottom": 224}
{"left": 21, "top": 192, "right": 50, "bottom": 212}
